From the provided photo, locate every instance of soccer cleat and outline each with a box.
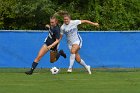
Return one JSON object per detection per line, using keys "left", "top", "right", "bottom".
{"left": 67, "top": 68, "right": 72, "bottom": 73}
{"left": 86, "top": 65, "right": 92, "bottom": 74}
{"left": 25, "top": 70, "right": 33, "bottom": 75}
{"left": 59, "top": 50, "right": 66, "bottom": 58}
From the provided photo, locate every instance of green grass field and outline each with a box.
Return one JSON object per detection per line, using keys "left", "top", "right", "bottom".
{"left": 0, "top": 68, "right": 140, "bottom": 93}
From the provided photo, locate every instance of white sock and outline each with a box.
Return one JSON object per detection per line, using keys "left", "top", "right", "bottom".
{"left": 80, "top": 59, "right": 87, "bottom": 68}
{"left": 69, "top": 54, "right": 75, "bottom": 69}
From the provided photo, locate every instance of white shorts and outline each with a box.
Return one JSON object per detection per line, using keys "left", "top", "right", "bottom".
{"left": 68, "top": 40, "right": 82, "bottom": 50}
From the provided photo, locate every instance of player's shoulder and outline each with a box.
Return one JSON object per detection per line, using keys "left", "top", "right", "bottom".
{"left": 71, "top": 20, "right": 80, "bottom": 22}
{"left": 54, "top": 25, "right": 60, "bottom": 30}
{"left": 60, "top": 24, "right": 65, "bottom": 30}
{"left": 70, "top": 20, "right": 76, "bottom": 23}
{"left": 52, "top": 25, "right": 60, "bottom": 34}
{"left": 71, "top": 20, "right": 81, "bottom": 24}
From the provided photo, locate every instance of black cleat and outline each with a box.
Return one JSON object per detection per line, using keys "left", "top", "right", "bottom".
{"left": 59, "top": 50, "right": 66, "bottom": 58}
{"left": 25, "top": 70, "right": 33, "bottom": 75}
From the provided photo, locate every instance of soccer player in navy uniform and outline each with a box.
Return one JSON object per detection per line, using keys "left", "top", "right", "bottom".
{"left": 25, "top": 17, "right": 66, "bottom": 75}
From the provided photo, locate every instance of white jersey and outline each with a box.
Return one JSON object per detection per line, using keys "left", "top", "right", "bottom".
{"left": 60, "top": 20, "right": 82, "bottom": 45}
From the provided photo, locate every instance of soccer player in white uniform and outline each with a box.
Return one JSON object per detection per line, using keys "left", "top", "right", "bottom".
{"left": 60, "top": 14, "right": 99, "bottom": 74}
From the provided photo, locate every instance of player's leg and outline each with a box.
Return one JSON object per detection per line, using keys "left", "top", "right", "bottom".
{"left": 25, "top": 44, "right": 49, "bottom": 75}
{"left": 59, "top": 50, "right": 66, "bottom": 58}
{"left": 50, "top": 50, "right": 58, "bottom": 63}
{"left": 54, "top": 44, "right": 66, "bottom": 59}
{"left": 50, "top": 50, "right": 66, "bottom": 63}
{"left": 34, "top": 44, "right": 49, "bottom": 62}
{"left": 75, "top": 52, "right": 92, "bottom": 74}
{"left": 67, "top": 44, "right": 80, "bottom": 72}
{"left": 55, "top": 50, "right": 66, "bottom": 61}
{"left": 50, "top": 44, "right": 66, "bottom": 63}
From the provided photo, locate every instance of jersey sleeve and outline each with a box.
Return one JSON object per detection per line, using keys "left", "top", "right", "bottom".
{"left": 73, "top": 20, "right": 81, "bottom": 25}
{"left": 60, "top": 25, "right": 64, "bottom": 35}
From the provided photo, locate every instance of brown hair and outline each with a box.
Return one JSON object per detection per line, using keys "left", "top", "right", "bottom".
{"left": 63, "top": 14, "right": 71, "bottom": 19}
{"left": 50, "top": 16, "right": 57, "bottom": 20}
{"left": 50, "top": 16, "right": 58, "bottom": 23}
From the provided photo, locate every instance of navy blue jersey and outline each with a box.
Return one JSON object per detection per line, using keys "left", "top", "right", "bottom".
{"left": 44, "top": 25, "right": 60, "bottom": 50}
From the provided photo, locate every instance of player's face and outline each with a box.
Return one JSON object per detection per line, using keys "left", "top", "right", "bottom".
{"left": 50, "top": 19, "right": 57, "bottom": 27}
{"left": 64, "top": 16, "right": 70, "bottom": 25}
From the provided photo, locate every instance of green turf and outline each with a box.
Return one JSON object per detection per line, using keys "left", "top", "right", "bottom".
{"left": 0, "top": 68, "right": 140, "bottom": 93}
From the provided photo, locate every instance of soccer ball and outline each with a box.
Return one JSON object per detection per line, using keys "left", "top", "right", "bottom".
{"left": 50, "top": 67, "right": 60, "bottom": 75}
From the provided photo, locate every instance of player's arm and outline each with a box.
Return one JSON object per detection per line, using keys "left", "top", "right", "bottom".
{"left": 81, "top": 20, "right": 99, "bottom": 27}
{"left": 47, "top": 28, "right": 60, "bottom": 50}
{"left": 59, "top": 26, "right": 64, "bottom": 42}
{"left": 48, "top": 29, "right": 64, "bottom": 50}
{"left": 59, "top": 34, "right": 63, "bottom": 41}
{"left": 48, "top": 34, "right": 63, "bottom": 50}
{"left": 47, "top": 39, "right": 60, "bottom": 50}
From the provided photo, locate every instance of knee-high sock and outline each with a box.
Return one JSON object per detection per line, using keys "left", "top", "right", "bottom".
{"left": 31, "top": 62, "right": 38, "bottom": 71}
{"left": 69, "top": 54, "right": 76, "bottom": 69}
{"left": 79, "top": 59, "right": 87, "bottom": 68}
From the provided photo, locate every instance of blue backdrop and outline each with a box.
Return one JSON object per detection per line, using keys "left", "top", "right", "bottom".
{"left": 0, "top": 31, "right": 140, "bottom": 68}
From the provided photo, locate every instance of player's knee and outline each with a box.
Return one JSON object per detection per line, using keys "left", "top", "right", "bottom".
{"left": 75, "top": 57, "right": 81, "bottom": 63}
{"left": 75, "top": 59, "right": 80, "bottom": 63}
{"left": 71, "top": 49, "right": 76, "bottom": 54}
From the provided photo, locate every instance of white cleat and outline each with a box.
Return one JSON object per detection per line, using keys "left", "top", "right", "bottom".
{"left": 86, "top": 65, "right": 92, "bottom": 74}
{"left": 67, "top": 68, "right": 72, "bottom": 73}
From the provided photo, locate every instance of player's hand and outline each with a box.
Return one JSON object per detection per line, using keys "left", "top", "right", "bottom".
{"left": 45, "top": 24, "right": 50, "bottom": 29}
{"left": 47, "top": 45, "right": 53, "bottom": 50}
{"left": 94, "top": 23, "right": 99, "bottom": 27}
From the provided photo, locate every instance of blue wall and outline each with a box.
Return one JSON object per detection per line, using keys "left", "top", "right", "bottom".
{"left": 0, "top": 31, "right": 140, "bottom": 68}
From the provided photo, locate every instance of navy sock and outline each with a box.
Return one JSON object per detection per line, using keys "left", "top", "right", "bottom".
{"left": 59, "top": 50, "right": 66, "bottom": 58}
{"left": 31, "top": 62, "right": 38, "bottom": 71}
{"left": 56, "top": 52, "right": 60, "bottom": 61}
